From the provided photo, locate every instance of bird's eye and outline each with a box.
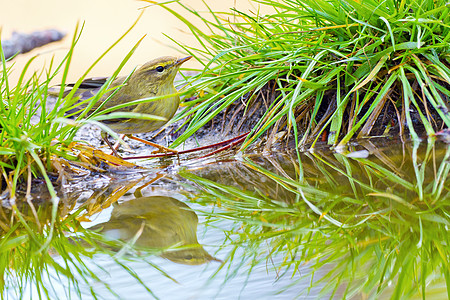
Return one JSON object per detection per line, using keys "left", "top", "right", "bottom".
{"left": 155, "top": 66, "right": 165, "bottom": 72}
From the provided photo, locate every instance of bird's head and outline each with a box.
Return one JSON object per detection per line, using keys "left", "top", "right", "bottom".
{"left": 130, "top": 56, "right": 192, "bottom": 91}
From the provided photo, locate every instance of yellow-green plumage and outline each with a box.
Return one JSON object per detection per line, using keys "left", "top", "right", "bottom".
{"left": 89, "top": 195, "right": 221, "bottom": 265}
{"left": 60, "top": 56, "right": 191, "bottom": 135}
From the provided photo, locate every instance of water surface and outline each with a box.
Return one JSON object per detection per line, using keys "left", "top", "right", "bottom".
{"left": 5, "top": 138, "right": 449, "bottom": 299}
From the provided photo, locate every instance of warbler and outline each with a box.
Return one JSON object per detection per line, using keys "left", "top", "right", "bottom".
{"left": 90, "top": 195, "right": 221, "bottom": 265}
{"left": 55, "top": 56, "right": 192, "bottom": 154}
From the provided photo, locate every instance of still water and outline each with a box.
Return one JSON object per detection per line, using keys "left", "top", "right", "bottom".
{"left": 7, "top": 137, "right": 448, "bottom": 299}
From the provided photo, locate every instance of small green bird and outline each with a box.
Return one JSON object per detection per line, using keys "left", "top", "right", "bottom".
{"left": 89, "top": 195, "right": 221, "bottom": 265}
{"left": 55, "top": 56, "right": 192, "bottom": 155}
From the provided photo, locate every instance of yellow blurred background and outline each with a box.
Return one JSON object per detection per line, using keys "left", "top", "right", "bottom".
{"left": 0, "top": 0, "right": 261, "bottom": 86}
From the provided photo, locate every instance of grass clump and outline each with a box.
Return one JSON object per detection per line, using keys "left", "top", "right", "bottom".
{"left": 0, "top": 13, "right": 159, "bottom": 202}
{"left": 148, "top": 0, "right": 450, "bottom": 150}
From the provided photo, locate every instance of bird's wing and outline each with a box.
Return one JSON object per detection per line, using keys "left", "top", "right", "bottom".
{"left": 48, "top": 77, "right": 109, "bottom": 100}
{"left": 66, "top": 77, "right": 108, "bottom": 89}
{"left": 48, "top": 76, "right": 130, "bottom": 116}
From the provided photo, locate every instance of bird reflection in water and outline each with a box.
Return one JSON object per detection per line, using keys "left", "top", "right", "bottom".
{"left": 90, "top": 195, "right": 221, "bottom": 265}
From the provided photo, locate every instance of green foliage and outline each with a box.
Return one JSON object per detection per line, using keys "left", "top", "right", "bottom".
{"left": 0, "top": 177, "right": 172, "bottom": 299}
{"left": 0, "top": 10, "right": 163, "bottom": 195}
{"left": 1, "top": 1, "right": 449, "bottom": 298}
{"left": 0, "top": 14, "right": 168, "bottom": 299}
{"left": 181, "top": 140, "right": 450, "bottom": 299}
{"left": 147, "top": 0, "right": 450, "bottom": 149}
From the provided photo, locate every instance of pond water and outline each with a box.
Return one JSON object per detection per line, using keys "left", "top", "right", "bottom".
{"left": 3, "top": 137, "right": 449, "bottom": 299}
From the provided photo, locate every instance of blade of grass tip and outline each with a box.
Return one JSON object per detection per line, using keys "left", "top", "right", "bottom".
{"left": 302, "top": 0, "right": 344, "bottom": 25}
{"left": 76, "top": 38, "right": 143, "bottom": 120}
{"left": 56, "top": 22, "right": 84, "bottom": 101}
{"left": 44, "top": 25, "right": 85, "bottom": 137}
{"left": 59, "top": 9, "right": 146, "bottom": 121}
{"left": 143, "top": 0, "right": 214, "bottom": 64}
{"left": 12, "top": 55, "right": 38, "bottom": 107}
{"left": 202, "top": 0, "right": 232, "bottom": 38}
{"left": 180, "top": 1, "right": 231, "bottom": 38}
{"left": 162, "top": 34, "right": 198, "bottom": 62}
{"left": 0, "top": 33, "right": 12, "bottom": 100}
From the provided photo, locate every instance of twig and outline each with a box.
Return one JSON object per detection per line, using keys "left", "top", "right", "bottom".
{"left": 122, "top": 131, "right": 250, "bottom": 160}
{"left": 197, "top": 134, "right": 249, "bottom": 159}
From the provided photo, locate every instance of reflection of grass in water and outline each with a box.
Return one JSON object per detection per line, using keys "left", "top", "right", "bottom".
{"left": 0, "top": 178, "right": 176, "bottom": 299}
{"left": 182, "top": 140, "right": 450, "bottom": 298}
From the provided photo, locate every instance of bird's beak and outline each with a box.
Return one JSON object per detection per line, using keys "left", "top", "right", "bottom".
{"left": 175, "top": 56, "right": 193, "bottom": 66}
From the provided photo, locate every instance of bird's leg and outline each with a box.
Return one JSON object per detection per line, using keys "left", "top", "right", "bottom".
{"left": 101, "top": 131, "right": 121, "bottom": 157}
{"left": 127, "top": 134, "right": 178, "bottom": 154}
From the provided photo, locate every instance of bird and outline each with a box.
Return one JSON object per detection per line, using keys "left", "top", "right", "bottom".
{"left": 53, "top": 56, "right": 192, "bottom": 155}
{"left": 89, "top": 195, "right": 221, "bottom": 265}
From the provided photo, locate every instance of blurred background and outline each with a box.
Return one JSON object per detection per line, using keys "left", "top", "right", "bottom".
{"left": 0, "top": 0, "right": 259, "bottom": 85}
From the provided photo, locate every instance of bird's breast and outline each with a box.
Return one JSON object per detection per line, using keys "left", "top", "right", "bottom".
{"left": 106, "top": 93, "right": 180, "bottom": 134}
